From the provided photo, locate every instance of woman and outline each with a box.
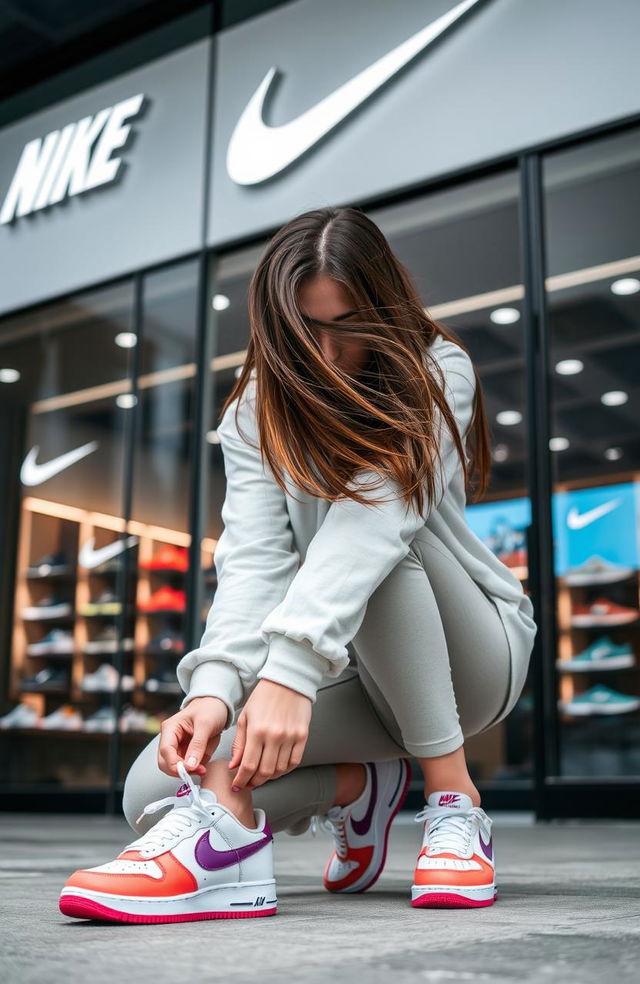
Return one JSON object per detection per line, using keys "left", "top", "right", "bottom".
{"left": 59, "top": 206, "right": 537, "bottom": 923}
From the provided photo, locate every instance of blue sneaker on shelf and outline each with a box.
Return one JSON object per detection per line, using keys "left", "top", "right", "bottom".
{"left": 559, "top": 684, "right": 640, "bottom": 715}
{"left": 556, "top": 636, "right": 635, "bottom": 672}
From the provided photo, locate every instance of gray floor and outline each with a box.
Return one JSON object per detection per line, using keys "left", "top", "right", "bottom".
{"left": 1, "top": 810, "right": 639, "bottom": 984}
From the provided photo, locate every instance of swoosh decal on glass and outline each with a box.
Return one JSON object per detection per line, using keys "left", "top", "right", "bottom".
{"left": 227, "top": 0, "right": 485, "bottom": 185}
{"left": 566, "top": 500, "right": 621, "bottom": 530}
{"left": 350, "top": 764, "right": 377, "bottom": 836}
{"left": 194, "top": 826, "right": 272, "bottom": 871}
{"left": 20, "top": 441, "right": 99, "bottom": 487}
{"left": 79, "top": 535, "right": 139, "bottom": 570}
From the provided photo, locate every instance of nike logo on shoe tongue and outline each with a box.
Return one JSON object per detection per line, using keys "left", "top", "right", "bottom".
{"left": 194, "top": 826, "right": 273, "bottom": 871}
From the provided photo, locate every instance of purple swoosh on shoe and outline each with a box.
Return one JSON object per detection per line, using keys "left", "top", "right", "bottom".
{"left": 194, "top": 823, "right": 273, "bottom": 871}
{"left": 479, "top": 832, "right": 493, "bottom": 861}
{"left": 350, "top": 763, "right": 378, "bottom": 836}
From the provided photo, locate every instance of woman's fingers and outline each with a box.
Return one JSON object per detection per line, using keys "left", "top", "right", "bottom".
{"left": 158, "top": 718, "right": 190, "bottom": 777}
{"left": 232, "top": 729, "right": 265, "bottom": 790}
{"left": 246, "top": 742, "right": 282, "bottom": 789}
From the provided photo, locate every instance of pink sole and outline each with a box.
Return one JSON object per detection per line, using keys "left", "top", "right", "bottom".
{"left": 325, "top": 758, "right": 413, "bottom": 894}
{"left": 412, "top": 890, "right": 498, "bottom": 909}
{"left": 59, "top": 895, "right": 277, "bottom": 923}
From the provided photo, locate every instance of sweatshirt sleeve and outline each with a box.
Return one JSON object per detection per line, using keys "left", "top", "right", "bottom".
{"left": 256, "top": 343, "right": 476, "bottom": 703}
{"left": 176, "top": 380, "right": 301, "bottom": 729}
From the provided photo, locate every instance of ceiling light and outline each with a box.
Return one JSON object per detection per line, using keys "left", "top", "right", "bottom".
{"left": 212, "top": 294, "right": 230, "bottom": 311}
{"left": 601, "top": 390, "right": 628, "bottom": 406}
{"left": 0, "top": 367, "right": 20, "bottom": 383}
{"left": 496, "top": 410, "right": 522, "bottom": 426}
{"left": 115, "top": 332, "right": 137, "bottom": 348}
{"left": 604, "top": 447, "right": 623, "bottom": 461}
{"left": 492, "top": 444, "right": 509, "bottom": 462}
{"left": 610, "top": 277, "right": 640, "bottom": 296}
{"left": 116, "top": 393, "right": 137, "bottom": 409}
{"left": 490, "top": 307, "right": 520, "bottom": 325}
{"left": 549, "top": 437, "right": 570, "bottom": 451}
{"left": 555, "top": 359, "right": 583, "bottom": 375}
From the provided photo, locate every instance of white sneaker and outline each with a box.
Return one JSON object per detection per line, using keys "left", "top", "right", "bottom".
{"left": 59, "top": 762, "right": 277, "bottom": 923}
{"left": 0, "top": 703, "right": 39, "bottom": 729}
{"left": 411, "top": 790, "right": 497, "bottom": 908}
{"left": 81, "top": 663, "right": 134, "bottom": 692}
{"left": 319, "top": 759, "right": 412, "bottom": 893}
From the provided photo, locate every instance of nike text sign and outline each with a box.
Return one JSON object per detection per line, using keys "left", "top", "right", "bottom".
{"left": 209, "top": 0, "right": 640, "bottom": 245}
{"left": 0, "top": 94, "right": 145, "bottom": 225}
{"left": 0, "top": 39, "right": 209, "bottom": 317}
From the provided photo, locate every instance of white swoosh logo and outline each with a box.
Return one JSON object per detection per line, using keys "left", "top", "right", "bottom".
{"left": 20, "top": 441, "right": 99, "bottom": 487}
{"left": 566, "top": 499, "right": 621, "bottom": 530}
{"left": 79, "top": 535, "right": 138, "bottom": 570}
{"left": 227, "top": 0, "right": 485, "bottom": 185}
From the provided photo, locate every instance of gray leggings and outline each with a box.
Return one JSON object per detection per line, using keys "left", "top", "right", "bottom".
{"left": 123, "top": 526, "right": 514, "bottom": 836}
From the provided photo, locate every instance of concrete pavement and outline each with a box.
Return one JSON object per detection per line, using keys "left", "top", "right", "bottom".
{"left": 1, "top": 810, "right": 639, "bottom": 984}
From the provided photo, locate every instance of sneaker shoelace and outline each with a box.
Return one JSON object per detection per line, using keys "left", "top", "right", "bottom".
{"left": 414, "top": 805, "right": 490, "bottom": 857}
{"left": 317, "top": 805, "right": 351, "bottom": 857}
{"left": 127, "top": 762, "right": 217, "bottom": 856}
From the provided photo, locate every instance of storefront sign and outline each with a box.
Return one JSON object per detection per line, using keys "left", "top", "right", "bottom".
{"left": 209, "top": 0, "right": 640, "bottom": 247}
{"left": 1, "top": 94, "right": 145, "bottom": 224}
{"left": 0, "top": 40, "right": 209, "bottom": 317}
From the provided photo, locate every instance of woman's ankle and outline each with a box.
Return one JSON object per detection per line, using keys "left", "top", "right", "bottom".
{"left": 333, "top": 763, "right": 367, "bottom": 806}
{"left": 201, "top": 759, "right": 257, "bottom": 828}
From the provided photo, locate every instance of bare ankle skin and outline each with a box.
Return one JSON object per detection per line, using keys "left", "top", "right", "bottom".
{"left": 417, "top": 745, "right": 481, "bottom": 807}
{"left": 333, "top": 763, "right": 367, "bottom": 806}
{"left": 201, "top": 759, "right": 258, "bottom": 829}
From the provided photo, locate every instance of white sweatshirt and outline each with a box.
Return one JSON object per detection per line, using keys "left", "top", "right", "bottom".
{"left": 177, "top": 333, "right": 537, "bottom": 730}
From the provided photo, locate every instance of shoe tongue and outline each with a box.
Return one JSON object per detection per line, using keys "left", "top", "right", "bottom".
{"left": 198, "top": 788, "right": 217, "bottom": 807}
{"left": 427, "top": 790, "right": 474, "bottom": 810}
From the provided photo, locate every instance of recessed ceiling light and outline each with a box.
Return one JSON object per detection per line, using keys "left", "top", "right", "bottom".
{"left": 611, "top": 277, "right": 640, "bottom": 296}
{"left": 549, "top": 437, "right": 570, "bottom": 451}
{"left": 115, "top": 332, "right": 137, "bottom": 348}
{"left": 604, "top": 447, "right": 623, "bottom": 461}
{"left": 496, "top": 410, "right": 522, "bottom": 426}
{"left": 212, "top": 294, "right": 230, "bottom": 311}
{"left": 492, "top": 443, "right": 509, "bottom": 462}
{"left": 206, "top": 430, "right": 221, "bottom": 444}
{"left": 490, "top": 307, "right": 520, "bottom": 325}
{"left": 116, "top": 393, "right": 137, "bottom": 409}
{"left": 0, "top": 367, "right": 20, "bottom": 383}
{"left": 555, "top": 359, "right": 583, "bottom": 375}
{"left": 601, "top": 390, "right": 628, "bottom": 406}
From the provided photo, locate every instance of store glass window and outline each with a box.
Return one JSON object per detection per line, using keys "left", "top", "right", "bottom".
{"left": 0, "top": 281, "right": 135, "bottom": 791}
{"left": 543, "top": 126, "right": 640, "bottom": 777}
{"left": 371, "top": 170, "right": 533, "bottom": 791}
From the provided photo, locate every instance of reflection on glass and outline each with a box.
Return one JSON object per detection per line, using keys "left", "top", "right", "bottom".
{"left": 544, "top": 126, "right": 640, "bottom": 778}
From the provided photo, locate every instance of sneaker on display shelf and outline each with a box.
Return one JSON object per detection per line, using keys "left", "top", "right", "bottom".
{"left": 139, "top": 587, "right": 186, "bottom": 613}
{"left": 84, "top": 706, "right": 117, "bottom": 733}
{"left": 20, "top": 666, "right": 69, "bottom": 693}
{"left": 558, "top": 684, "right": 640, "bottom": 715}
{"left": 22, "top": 596, "right": 73, "bottom": 620}
{"left": 84, "top": 625, "right": 134, "bottom": 654}
{"left": 81, "top": 663, "right": 135, "bottom": 693}
{"left": 26, "top": 552, "right": 72, "bottom": 578}
{"left": 564, "top": 555, "right": 634, "bottom": 586}
{"left": 27, "top": 628, "right": 74, "bottom": 657}
{"left": 571, "top": 598, "right": 639, "bottom": 627}
{"left": 0, "top": 703, "right": 40, "bottom": 729}
{"left": 38, "top": 705, "right": 84, "bottom": 730}
{"left": 119, "top": 706, "right": 150, "bottom": 732}
{"left": 79, "top": 591, "right": 122, "bottom": 616}
{"left": 59, "top": 761, "right": 277, "bottom": 923}
{"left": 141, "top": 546, "right": 189, "bottom": 573}
{"left": 556, "top": 636, "right": 635, "bottom": 672}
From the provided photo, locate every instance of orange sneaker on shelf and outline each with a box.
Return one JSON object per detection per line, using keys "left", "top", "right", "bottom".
{"left": 411, "top": 791, "right": 497, "bottom": 909}
{"left": 571, "top": 597, "right": 639, "bottom": 627}
{"left": 141, "top": 546, "right": 189, "bottom": 573}
{"left": 139, "top": 587, "right": 186, "bottom": 613}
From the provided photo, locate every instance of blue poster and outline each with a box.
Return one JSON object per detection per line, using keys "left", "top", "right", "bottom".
{"left": 553, "top": 482, "right": 638, "bottom": 576}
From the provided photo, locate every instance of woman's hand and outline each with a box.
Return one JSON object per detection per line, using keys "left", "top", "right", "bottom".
{"left": 157, "top": 696, "right": 229, "bottom": 778}
{"left": 228, "top": 679, "right": 311, "bottom": 791}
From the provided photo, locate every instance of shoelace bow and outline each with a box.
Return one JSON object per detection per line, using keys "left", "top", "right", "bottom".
{"left": 127, "top": 762, "right": 216, "bottom": 856}
{"left": 414, "top": 804, "right": 491, "bottom": 856}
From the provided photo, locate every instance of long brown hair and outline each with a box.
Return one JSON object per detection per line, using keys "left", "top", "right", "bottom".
{"left": 220, "top": 206, "right": 491, "bottom": 515}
